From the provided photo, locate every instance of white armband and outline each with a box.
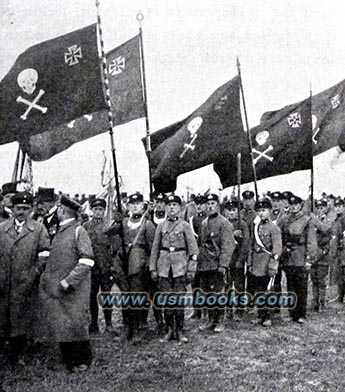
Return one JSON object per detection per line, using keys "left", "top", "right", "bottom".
{"left": 38, "top": 250, "right": 50, "bottom": 257}
{"left": 78, "top": 258, "right": 94, "bottom": 267}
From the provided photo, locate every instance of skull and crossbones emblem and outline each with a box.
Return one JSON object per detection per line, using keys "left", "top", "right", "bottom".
{"left": 252, "top": 130, "right": 274, "bottom": 165}
{"left": 16, "top": 68, "right": 47, "bottom": 120}
{"left": 179, "top": 116, "right": 203, "bottom": 158}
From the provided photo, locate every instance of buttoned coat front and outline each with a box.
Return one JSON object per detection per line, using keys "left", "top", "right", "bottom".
{"left": 248, "top": 218, "right": 282, "bottom": 277}
{"left": 198, "top": 214, "right": 236, "bottom": 271}
{"left": 150, "top": 218, "right": 198, "bottom": 278}
{"left": 0, "top": 217, "right": 50, "bottom": 338}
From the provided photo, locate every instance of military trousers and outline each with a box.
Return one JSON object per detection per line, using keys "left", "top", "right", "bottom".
{"left": 284, "top": 266, "right": 308, "bottom": 320}
{"left": 90, "top": 270, "right": 114, "bottom": 331}
{"left": 310, "top": 264, "right": 329, "bottom": 306}
{"left": 337, "top": 265, "right": 345, "bottom": 302}
{"left": 159, "top": 273, "right": 186, "bottom": 330}
{"left": 199, "top": 270, "right": 225, "bottom": 324}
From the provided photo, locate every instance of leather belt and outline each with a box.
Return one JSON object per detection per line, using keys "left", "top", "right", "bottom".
{"left": 161, "top": 247, "right": 186, "bottom": 252}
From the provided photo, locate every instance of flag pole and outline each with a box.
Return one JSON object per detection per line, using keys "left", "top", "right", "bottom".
{"left": 310, "top": 83, "right": 314, "bottom": 213}
{"left": 137, "top": 11, "right": 154, "bottom": 199}
{"left": 237, "top": 152, "right": 242, "bottom": 225}
{"left": 236, "top": 57, "right": 259, "bottom": 200}
{"left": 11, "top": 145, "right": 21, "bottom": 183}
{"left": 19, "top": 150, "right": 27, "bottom": 181}
{"left": 96, "top": 0, "right": 123, "bottom": 215}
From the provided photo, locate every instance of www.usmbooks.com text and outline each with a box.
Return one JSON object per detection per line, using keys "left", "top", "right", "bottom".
{"left": 97, "top": 290, "right": 297, "bottom": 310}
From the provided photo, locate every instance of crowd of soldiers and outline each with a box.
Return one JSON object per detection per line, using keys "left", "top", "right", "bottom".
{"left": 0, "top": 181, "right": 344, "bottom": 376}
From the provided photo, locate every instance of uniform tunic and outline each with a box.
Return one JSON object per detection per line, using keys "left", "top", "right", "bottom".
{"left": 150, "top": 218, "right": 198, "bottom": 278}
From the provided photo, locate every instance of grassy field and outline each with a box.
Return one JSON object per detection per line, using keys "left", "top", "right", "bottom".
{"left": 2, "top": 286, "right": 345, "bottom": 392}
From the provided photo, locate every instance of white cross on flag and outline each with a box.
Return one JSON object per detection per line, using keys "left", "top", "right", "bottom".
{"left": 109, "top": 56, "right": 125, "bottom": 76}
{"left": 287, "top": 112, "right": 301, "bottom": 128}
{"left": 64, "top": 45, "right": 83, "bottom": 66}
{"left": 331, "top": 94, "right": 340, "bottom": 109}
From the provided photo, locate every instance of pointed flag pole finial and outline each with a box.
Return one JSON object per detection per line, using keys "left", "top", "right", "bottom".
{"left": 136, "top": 10, "right": 144, "bottom": 27}
{"left": 236, "top": 56, "right": 240, "bottom": 69}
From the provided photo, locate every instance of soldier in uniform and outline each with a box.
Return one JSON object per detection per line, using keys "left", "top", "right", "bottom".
{"left": 270, "top": 191, "right": 287, "bottom": 314}
{"left": 32, "top": 187, "right": 59, "bottom": 242}
{"left": 281, "top": 191, "right": 294, "bottom": 213}
{"left": 310, "top": 199, "right": 333, "bottom": 312}
{"left": 151, "top": 193, "right": 167, "bottom": 226}
{"left": 187, "top": 193, "right": 207, "bottom": 320}
{"left": 330, "top": 199, "right": 345, "bottom": 303}
{"left": 247, "top": 198, "right": 282, "bottom": 327}
{"left": 280, "top": 196, "right": 317, "bottom": 323}
{"left": 0, "top": 192, "right": 50, "bottom": 366}
{"left": 150, "top": 194, "right": 198, "bottom": 343}
{"left": 38, "top": 195, "right": 94, "bottom": 372}
{"left": 110, "top": 193, "right": 156, "bottom": 343}
{"left": 222, "top": 198, "right": 249, "bottom": 320}
{"left": 198, "top": 194, "right": 235, "bottom": 332}
{"left": 241, "top": 190, "right": 256, "bottom": 234}
{"left": 83, "top": 198, "right": 114, "bottom": 334}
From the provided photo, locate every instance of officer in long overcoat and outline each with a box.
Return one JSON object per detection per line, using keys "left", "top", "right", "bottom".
{"left": 0, "top": 191, "right": 50, "bottom": 365}
{"left": 38, "top": 195, "right": 94, "bottom": 372}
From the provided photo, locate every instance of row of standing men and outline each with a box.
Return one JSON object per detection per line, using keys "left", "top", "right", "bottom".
{"left": 0, "top": 183, "right": 344, "bottom": 374}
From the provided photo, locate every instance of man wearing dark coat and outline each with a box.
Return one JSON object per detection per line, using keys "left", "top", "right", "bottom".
{"left": 280, "top": 196, "right": 317, "bottom": 323}
{"left": 0, "top": 191, "right": 50, "bottom": 367}
{"left": 83, "top": 198, "right": 114, "bottom": 334}
{"left": 38, "top": 195, "right": 94, "bottom": 372}
{"left": 198, "top": 194, "right": 236, "bottom": 332}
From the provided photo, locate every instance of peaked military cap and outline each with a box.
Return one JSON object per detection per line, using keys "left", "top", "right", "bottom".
{"left": 12, "top": 191, "right": 33, "bottom": 206}
{"left": 194, "top": 193, "right": 206, "bottom": 205}
{"left": 242, "top": 190, "right": 255, "bottom": 200}
{"left": 2, "top": 182, "right": 17, "bottom": 196}
{"left": 255, "top": 197, "right": 272, "bottom": 210}
{"left": 128, "top": 193, "right": 144, "bottom": 203}
{"left": 334, "top": 199, "right": 344, "bottom": 206}
{"left": 60, "top": 194, "right": 81, "bottom": 211}
{"left": 289, "top": 195, "right": 303, "bottom": 205}
{"left": 165, "top": 194, "right": 182, "bottom": 205}
{"left": 270, "top": 191, "right": 282, "bottom": 201}
{"left": 206, "top": 194, "right": 219, "bottom": 202}
{"left": 282, "top": 191, "right": 294, "bottom": 200}
{"left": 154, "top": 193, "right": 166, "bottom": 202}
{"left": 224, "top": 198, "right": 241, "bottom": 210}
{"left": 315, "top": 199, "right": 327, "bottom": 208}
{"left": 90, "top": 198, "right": 107, "bottom": 209}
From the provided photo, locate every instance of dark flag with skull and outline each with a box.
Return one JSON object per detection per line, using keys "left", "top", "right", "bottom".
{"left": 144, "top": 76, "right": 245, "bottom": 192}
{"left": 311, "top": 78, "right": 345, "bottom": 155}
{"left": 214, "top": 97, "right": 312, "bottom": 187}
{"left": 0, "top": 24, "right": 106, "bottom": 145}
{"left": 18, "top": 35, "right": 145, "bottom": 161}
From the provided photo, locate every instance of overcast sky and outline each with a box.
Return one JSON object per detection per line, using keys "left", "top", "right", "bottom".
{"left": 1, "top": 0, "right": 345, "bottom": 198}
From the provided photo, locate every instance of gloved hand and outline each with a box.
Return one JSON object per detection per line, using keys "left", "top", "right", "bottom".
{"left": 59, "top": 279, "right": 70, "bottom": 292}
{"left": 233, "top": 230, "right": 243, "bottom": 238}
{"left": 151, "top": 271, "right": 158, "bottom": 281}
